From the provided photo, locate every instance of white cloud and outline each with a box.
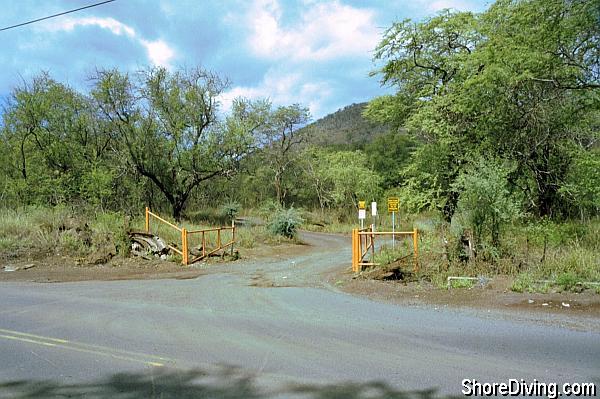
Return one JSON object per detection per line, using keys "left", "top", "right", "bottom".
{"left": 42, "top": 16, "right": 175, "bottom": 68}
{"left": 246, "top": 0, "right": 380, "bottom": 61}
{"left": 140, "top": 39, "right": 175, "bottom": 68}
{"left": 220, "top": 69, "right": 332, "bottom": 117}
{"left": 48, "top": 16, "right": 136, "bottom": 37}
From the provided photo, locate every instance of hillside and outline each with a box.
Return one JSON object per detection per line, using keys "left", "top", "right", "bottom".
{"left": 303, "top": 103, "right": 389, "bottom": 148}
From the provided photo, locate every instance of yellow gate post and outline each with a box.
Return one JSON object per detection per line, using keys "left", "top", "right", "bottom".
{"left": 413, "top": 227, "right": 419, "bottom": 273}
{"left": 145, "top": 207, "right": 150, "bottom": 233}
{"left": 352, "top": 228, "right": 358, "bottom": 273}
{"left": 370, "top": 224, "right": 375, "bottom": 264}
{"left": 181, "top": 228, "right": 188, "bottom": 265}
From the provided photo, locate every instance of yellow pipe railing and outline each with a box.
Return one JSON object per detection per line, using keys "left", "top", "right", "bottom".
{"left": 186, "top": 222, "right": 236, "bottom": 265}
{"left": 351, "top": 225, "right": 419, "bottom": 273}
{"left": 144, "top": 207, "right": 235, "bottom": 265}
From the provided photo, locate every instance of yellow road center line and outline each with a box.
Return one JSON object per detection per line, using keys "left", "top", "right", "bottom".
{"left": 0, "top": 329, "right": 166, "bottom": 367}
{"left": 0, "top": 334, "right": 57, "bottom": 347}
{"left": 0, "top": 328, "right": 69, "bottom": 343}
{"left": 0, "top": 328, "right": 171, "bottom": 361}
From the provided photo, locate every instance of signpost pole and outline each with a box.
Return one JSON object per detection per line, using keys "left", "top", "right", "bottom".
{"left": 392, "top": 211, "right": 395, "bottom": 249}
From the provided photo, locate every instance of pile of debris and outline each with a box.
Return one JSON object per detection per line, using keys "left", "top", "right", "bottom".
{"left": 129, "top": 232, "right": 170, "bottom": 260}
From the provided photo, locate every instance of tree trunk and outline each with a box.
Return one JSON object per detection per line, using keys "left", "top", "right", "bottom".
{"left": 172, "top": 204, "right": 183, "bottom": 222}
{"left": 537, "top": 189, "right": 555, "bottom": 218}
{"left": 20, "top": 138, "right": 27, "bottom": 179}
{"left": 442, "top": 190, "right": 459, "bottom": 223}
{"left": 171, "top": 196, "right": 186, "bottom": 222}
{"left": 274, "top": 171, "right": 285, "bottom": 206}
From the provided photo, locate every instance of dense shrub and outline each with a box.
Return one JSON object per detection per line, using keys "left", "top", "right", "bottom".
{"left": 220, "top": 201, "right": 241, "bottom": 222}
{"left": 268, "top": 208, "right": 303, "bottom": 238}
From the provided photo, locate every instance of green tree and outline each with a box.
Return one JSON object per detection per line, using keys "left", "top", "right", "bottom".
{"left": 91, "top": 67, "right": 263, "bottom": 220}
{"left": 365, "top": 130, "right": 416, "bottom": 188}
{"left": 259, "top": 104, "right": 311, "bottom": 205}
{"left": 1, "top": 73, "right": 114, "bottom": 206}
{"left": 464, "top": 0, "right": 600, "bottom": 217}
{"left": 301, "top": 148, "right": 382, "bottom": 209}
{"left": 369, "top": 0, "right": 599, "bottom": 219}
{"left": 559, "top": 149, "right": 600, "bottom": 220}
{"left": 367, "top": 10, "right": 481, "bottom": 220}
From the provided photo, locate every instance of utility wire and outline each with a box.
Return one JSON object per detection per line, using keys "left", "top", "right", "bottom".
{"left": 0, "top": 0, "right": 116, "bottom": 32}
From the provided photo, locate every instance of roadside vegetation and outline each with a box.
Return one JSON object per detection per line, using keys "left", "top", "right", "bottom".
{"left": 0, "top": 0, "right": 598, "bottom": 291}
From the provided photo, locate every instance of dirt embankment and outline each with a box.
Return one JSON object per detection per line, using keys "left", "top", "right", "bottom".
{"left": 0, "top": 256, "right": 202, "bottom": 283}
{"left": 0, "top": 235, "right": 304, "bottom": 283}
{"left": 324, "top": 268, "right": 600, "bottom": 321}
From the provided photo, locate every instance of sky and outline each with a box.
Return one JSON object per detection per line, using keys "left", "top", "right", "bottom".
{"left": 0, "top": 0, "right": 491, "bottom": 119}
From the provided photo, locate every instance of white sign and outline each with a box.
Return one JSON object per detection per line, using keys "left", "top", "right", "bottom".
{"left": 358, "top": 209, "right": 366, "bottom": 220}
{"left": 371, "top": 202, "right": 377, "bottom": 216}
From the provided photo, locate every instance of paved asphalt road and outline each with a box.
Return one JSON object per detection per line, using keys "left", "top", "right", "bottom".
{"left": 0, "top": 232, "right": 598, "bottom": 398}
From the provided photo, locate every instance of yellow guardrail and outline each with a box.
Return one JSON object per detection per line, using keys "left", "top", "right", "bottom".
{"left": 144, "top": 207, "right": 235, "bottom": 265}
{"left": 351, "top": 225, "right": 418, "bottom": 274}
{"left": 186, "top": 223, "right": 236, "bottom": 265}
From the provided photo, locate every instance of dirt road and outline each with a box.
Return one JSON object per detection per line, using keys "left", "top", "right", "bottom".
{"left": 0, "top": 232, "right": 598, "bottom": 398}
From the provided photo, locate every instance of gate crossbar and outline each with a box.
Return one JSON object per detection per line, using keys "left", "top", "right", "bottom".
{"left": 351, "top": 226, "right": 419, "bottom": 274}
{"left": 186, "top": 224, "right": 236, "bottom": 265}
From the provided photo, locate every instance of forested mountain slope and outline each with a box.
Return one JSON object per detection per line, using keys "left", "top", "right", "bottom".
{"left": 303, "top": 103, "right": 389, "bottom": 149}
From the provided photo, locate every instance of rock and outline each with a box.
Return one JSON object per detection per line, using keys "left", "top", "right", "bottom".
{"left": 542, "top": 303, "right": 549, "bottom": 306}
{"left": 477, "top": 276, "right": 490, "bottom": 288}
{"left": 22, "top": 264, "right": 35, "bottom": 270}
{"left": 3, "top": 265, "right": 18, "bottom": 272}
{"left": 562, "top": 302, "right": 570, "bottom": 308}
{"left": 528, "top": 299, "right": 534, "bottom": 304}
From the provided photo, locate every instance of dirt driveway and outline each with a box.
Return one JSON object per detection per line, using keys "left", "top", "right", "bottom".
{"left": 2, "top": 230, "right": 599, "bottom": 327}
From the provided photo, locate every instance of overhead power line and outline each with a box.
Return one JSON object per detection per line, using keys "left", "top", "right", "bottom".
{"left": 0, "top": 0, "right": 116, "bottom": 32}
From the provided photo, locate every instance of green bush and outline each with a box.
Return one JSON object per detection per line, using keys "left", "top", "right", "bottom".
{"left": 258, "top": 199, "right": 282, "bottom": 222}
{"left": 511, "top": 273, "right": 534, "bottom": 293}
{"left": 220, "top": 201, "right": 241, "bottom": 222}
{"left": 451, "top": 278, "right": 475, "bottom": 289}
{"left": 556, "top": 272, "right": 579, "bottom": 292}
{"left": 451, "top": 158, "right": 521, "bottom": 257}
{"left": 376, "top": 245, "right": 409, "bottom": 265}
{"left": 268, "top": 208, "right": 303, "bottom": 239}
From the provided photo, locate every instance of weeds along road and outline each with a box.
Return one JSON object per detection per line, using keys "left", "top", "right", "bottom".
{"left": 0, "top": 232, "right": 598, "bottom": 398}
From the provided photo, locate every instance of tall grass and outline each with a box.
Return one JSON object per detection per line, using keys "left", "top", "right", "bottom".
{"left": 0, "top": 207, "right": 71, "bottom": 258}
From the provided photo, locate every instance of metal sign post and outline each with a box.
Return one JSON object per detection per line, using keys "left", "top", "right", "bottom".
{"left": 392, "top": 212, "right": 396, "bottom": 248}
{"left": 387, "top": 198, "right": 399, "bottom": 249}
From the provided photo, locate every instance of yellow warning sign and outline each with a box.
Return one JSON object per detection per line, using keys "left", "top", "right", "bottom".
{"left": 387, "top": 198, "right": 399, "bottom": 213}
{"left": 358, "top": 201, "right": 366, "bottom": 210}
